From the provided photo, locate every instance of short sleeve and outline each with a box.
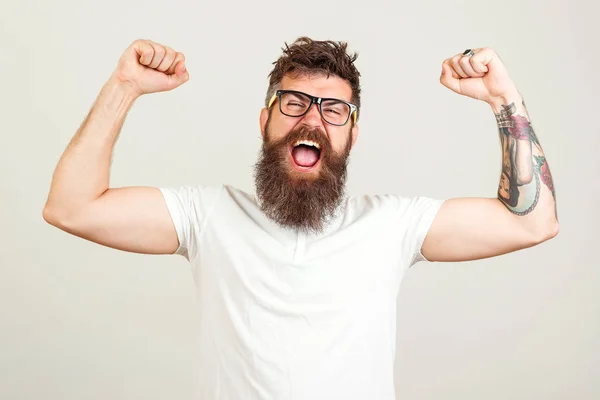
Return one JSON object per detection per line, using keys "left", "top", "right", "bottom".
{"left": 395, "top": 196, "right": 446, "bottom": 268}
{"left": 159, "top": 185, "right": 223, "bottom": 261}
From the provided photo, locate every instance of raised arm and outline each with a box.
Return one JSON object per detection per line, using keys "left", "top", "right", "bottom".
{"left": 43, "top": 39, "right": 190, "bottom": 254}
{"left": 421, "top": 48, "right": 559, "bottom": 262}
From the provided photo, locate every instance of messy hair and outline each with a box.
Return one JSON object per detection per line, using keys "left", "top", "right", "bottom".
{"left": 265, "top": 37, "right": 361, "bottom": 121}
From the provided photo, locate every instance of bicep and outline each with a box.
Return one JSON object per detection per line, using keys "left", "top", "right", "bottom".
{"left": 46, "top": 186, "right": 179, "bottom": 254}
{"left": 421, "top": 197, "right": 539, "bottom": 262}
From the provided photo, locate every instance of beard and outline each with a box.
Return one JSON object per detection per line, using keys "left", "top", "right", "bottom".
{"left": 253, "top": 121, "right": 352, "bottom": 234}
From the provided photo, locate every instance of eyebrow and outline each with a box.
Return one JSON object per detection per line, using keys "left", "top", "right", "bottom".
{"left": 283, "top": 89, "right": 351, "bottom": 102}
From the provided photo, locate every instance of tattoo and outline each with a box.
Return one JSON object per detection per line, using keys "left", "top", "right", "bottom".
{"left": 494, "top": 103, "right": 517, "bottom": 128}
{"left": 496, "top": 100, "right": 556, "bottom": 216}
{"left": 534, "top": 155, "right": 555, "bottom": 197}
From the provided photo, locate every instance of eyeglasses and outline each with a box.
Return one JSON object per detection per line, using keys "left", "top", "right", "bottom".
{"left": 267, "top": 89, "right": 358, "bottom": 126}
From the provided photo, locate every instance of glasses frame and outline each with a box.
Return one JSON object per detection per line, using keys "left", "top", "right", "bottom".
{"left": 268, "top": 89, "right": 358, "bottom": 126}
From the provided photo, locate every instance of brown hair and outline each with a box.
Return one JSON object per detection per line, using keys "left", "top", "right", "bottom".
{"left": 265, "top": 36, "right": 361, "bottom": 121}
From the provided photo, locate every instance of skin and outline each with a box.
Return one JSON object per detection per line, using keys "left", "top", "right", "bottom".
{"left": 422, "top": 47, "right": 559, "bottom": 262}
{"left": 42, "top": 40, "right": 188, "bottom": 254}
{"left": 43, "top": 40, "right": 558, "bottom": 263}
{"left": 259, "top": 74, "right": 359, "bottom": 172}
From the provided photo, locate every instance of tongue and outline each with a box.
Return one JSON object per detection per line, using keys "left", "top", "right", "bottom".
{"left": 292, "top": 146, "right": 319, "bottom": 167}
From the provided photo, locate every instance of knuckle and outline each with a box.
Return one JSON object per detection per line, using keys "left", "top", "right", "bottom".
{"left": 154, "top": 46, "right": 165, "bottom": 57}
{"left": 133, "top": 38, "right": 150, "bottom": 49}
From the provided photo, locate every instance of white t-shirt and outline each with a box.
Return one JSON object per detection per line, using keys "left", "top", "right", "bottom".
{"left": 160, "top": 184, "right": 444, "bottom": 400}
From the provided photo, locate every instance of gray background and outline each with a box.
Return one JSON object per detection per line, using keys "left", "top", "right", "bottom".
{"left": 2, "top": 0, "right": 599, "bottom": 399}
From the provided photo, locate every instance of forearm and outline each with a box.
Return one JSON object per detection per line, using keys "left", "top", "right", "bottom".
{"left": 44, "top": 78, "right": 139, "bottom": 219}
{"left": 490, "top": 93, "right": 558, "bottom": 235}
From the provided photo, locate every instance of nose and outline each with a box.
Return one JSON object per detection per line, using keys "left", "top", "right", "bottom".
{"left": 301, "top": 102, "right": 325, "bottom": 129}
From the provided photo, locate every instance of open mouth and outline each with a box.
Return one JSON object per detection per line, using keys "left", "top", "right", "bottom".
{"left": 289, "top": 140, "right": 322, "bottom": 171}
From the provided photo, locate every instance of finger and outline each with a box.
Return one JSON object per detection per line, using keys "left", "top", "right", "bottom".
{"left": 157, "top": 46, "right": 176, "bottom": 72}
{"left": 134, "top": 40, "right": 154, "bottom": 66}
{"left": 166, "top": 61, "right": 190, "bottom": 89}
{"left": 459, "top": 54, "right": 483, "bottom": 77}
{"left": 147, "top": 42, "right": 166, "bottom": 69}
{"left": 442, "top": 58, "right": 461, "bottom": 79}
{"left": 166, "top": 52, "right": 185, "bottom": 75}
{"left": 440, "top": 62, "right": 461, "bottom": 93}
{"left": 174, "top": 60, "right": 188, "bottom": 79}
{"left": 450, "top": 54, "right": 468, "bottom": 78}
{"left": 469, "top": 52, "right": 490, "bottom": 74}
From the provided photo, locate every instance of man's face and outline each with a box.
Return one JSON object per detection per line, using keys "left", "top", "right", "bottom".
{"left": 499, "top": 171, "right": 511, "bottom": 200}
{"left": 253, "top": 73, "right": 359, "bottom": 233}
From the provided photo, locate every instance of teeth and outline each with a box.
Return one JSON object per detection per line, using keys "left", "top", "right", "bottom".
{"left": 294, "top": 140, "right": 320, "bottom": 149}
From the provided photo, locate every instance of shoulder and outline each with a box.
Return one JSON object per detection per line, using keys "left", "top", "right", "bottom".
{"left": 160, "top": 183, "right": 254, "bottom": 198}
{"left": 344, "top": 192, "right": 445, "bottom": 222}
{"left": 158, "top": 183, "right": 260, "bottom": 231}
{"left": 345, "top": 192, "right": 431, "bottom": 211}
{"left": 159, "top": 183, "right": 226, "bottom": 204}
{"left": 186, "top": 184, "right": 262, "bottom": 212}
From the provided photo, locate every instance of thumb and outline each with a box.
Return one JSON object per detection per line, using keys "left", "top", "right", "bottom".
{"left": 440, "top": 62, "right": 460, "bottom": 94}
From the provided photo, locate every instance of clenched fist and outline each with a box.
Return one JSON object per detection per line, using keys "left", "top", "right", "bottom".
{"left": 111, "top": 39, "right": 189, "bottom": 97}
{"left": 439, "top": 47, "right": 519, "bottom": 105}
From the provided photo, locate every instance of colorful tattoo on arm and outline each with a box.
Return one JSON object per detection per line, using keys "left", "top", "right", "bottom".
{"left": 495, "top": 100, "right": 556, "bottom": 216}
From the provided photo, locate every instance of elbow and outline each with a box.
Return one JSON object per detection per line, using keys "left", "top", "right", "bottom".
{"left": 42, "top": 204, "right": 61, "bottom": 227}
{"left": 534, "top": 220, "right": 560, "bottom": 244}
{"left": 547, "top": 221, "right": 560, "bottom": 240}
{"left": 42, "top": 203, "right": 73, "bottom": 230}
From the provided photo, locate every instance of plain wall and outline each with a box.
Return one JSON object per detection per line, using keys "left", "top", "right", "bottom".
{"left": 1, "top": 0, "right": 599, "bottom": 399}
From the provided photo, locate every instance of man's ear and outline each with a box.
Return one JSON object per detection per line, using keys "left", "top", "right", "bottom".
{"left": 259, "top": 107, "right": 269, "bottom": 138}
{"left": 350, "top": 123, "right": 359, "bottom": 148}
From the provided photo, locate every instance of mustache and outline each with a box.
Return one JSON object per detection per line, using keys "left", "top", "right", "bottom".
{"left": 267, "top": 125, "right": 331, "bottom": 151}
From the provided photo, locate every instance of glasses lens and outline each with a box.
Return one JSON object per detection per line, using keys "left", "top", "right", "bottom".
{"left": 321, "top": 99, "right": 351, "bottom": 126}
{"left": 280, "top": 92, "right": 311, "bottom": 117}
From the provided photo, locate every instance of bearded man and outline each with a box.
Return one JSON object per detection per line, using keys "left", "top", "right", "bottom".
{"left": 43, "top": 38, "right": 559, "bottom": 400}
